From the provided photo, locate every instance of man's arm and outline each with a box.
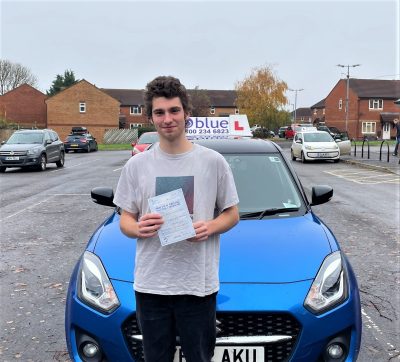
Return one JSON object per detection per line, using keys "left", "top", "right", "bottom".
{"left": 189, "top": 205, "right": 239, "bottom": 242}
{"left": 120, "top": 210, "right": 163, "bottom": 239}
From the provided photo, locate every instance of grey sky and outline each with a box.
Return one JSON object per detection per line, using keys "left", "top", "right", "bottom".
{"left": 1, "top": 0, "right": 399, "bottom": 108}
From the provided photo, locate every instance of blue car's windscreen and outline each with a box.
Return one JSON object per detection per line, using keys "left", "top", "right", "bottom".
{"left": 223, "top": 153, "right": 302, "bottom": 215}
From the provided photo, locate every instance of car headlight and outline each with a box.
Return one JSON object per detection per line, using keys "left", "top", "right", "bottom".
{"left": 77, "top": 251, "right": 120, "bottom": 313}
{"left": 27, "top": 147, "right": 41, "bottom": 156}
{"left": 304, "top": 251, "right": 348, "bottom": 314}
{"left": 133, "top": 146, "right": 141, "bottom": 154}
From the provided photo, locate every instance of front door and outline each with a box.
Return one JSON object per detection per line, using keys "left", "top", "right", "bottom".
{"left": 382, "top": 122, "right": 390, "bottom": 140}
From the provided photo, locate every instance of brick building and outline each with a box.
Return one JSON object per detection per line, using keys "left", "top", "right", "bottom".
{"left": 290, "top": 107, "right": 312, "bottom": 123}
{"left": 313, "top": 79, "right": 400, "bottom": 140}
{"left": 46, "top": 80, "right": 120, "bottom": 142}
{"left": 0, "top": 84, "right": 47, "bottom": 128}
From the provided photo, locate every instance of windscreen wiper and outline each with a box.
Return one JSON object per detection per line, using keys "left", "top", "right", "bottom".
{"left": 240, "top": 207, "right": 300, "bottom": 220}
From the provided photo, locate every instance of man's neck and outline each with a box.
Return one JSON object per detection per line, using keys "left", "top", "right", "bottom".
{"left": 159, "top": 137, "right": 193, "bottom": 155}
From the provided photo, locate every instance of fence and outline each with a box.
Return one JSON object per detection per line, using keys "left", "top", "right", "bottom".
{"left": 103, "top": 129, "right": 138, "bottom": 144}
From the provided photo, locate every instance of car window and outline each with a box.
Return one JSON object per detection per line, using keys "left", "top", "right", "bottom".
{"left": 304, "top": 133, "right": 334, "bottom": 142}
{"left": 224, "top": 153, "right": 302, "bottom": 214}
{"left": 50, "top": 131, "right": 59, "bottom": 141}
{"left": 138, "top": 133, "right": 159, "bottom": 144}
{"left": 7, "top": 132, "right": 44, "bottom": 144}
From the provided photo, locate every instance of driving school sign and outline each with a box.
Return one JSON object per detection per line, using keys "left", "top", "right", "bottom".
{"left": 185, "top": 115, "right": 252, "bottom": 139}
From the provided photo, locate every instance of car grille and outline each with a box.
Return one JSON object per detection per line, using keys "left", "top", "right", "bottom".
{"left": 122, "top": 312, "right": 301, "bottom": 362}
{"left": 0, "top": 150, "right": 27, "bottom": 156}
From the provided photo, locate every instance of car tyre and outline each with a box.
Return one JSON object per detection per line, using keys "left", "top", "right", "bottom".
{"left": 94, "top": 143, "right": 98, "bottom": 152}
{"left": 38, "top": 154, "right": 47, "bottom": 171}
{"left": 301, "top": 152, "right": 307, "bottom": 163}
{"left": 291, "top": 150, "right": 296, "bottom": 161}
{"left": 87, "top": 145, "right": 91, "bottom": 153}
{"left": 0, "top": 166, "right": 6, "bottom": 173}
{"left": 56, "top": 152, "right": 65, "bottom": 168}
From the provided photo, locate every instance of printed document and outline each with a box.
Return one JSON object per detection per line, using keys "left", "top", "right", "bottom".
{"left": 148, "top": 188, "right": 196, "bottom": 246}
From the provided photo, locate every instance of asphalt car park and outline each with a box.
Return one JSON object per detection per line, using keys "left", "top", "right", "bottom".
{"left": 0, "top": 148, "right": 399, "bottom": 362}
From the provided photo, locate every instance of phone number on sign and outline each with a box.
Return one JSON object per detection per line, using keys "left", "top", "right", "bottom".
{"left": 187, "top": 129, "right": 229, "bottom": 134}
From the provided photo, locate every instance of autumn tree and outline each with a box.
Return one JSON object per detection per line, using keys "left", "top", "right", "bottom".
{"left": 47, "top": 70, "right": 79, "bottom": 96}
{"left": 235, "top": 65, "right": 288, "bottom": 131}
{"left": 0, "top": 59, "right": 38, "bottom": 95}
{"left": 189, "top": 87, "right": 211, "bottom": 116}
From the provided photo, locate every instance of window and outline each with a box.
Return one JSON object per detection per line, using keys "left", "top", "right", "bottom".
{"left": 130, "top": 106, "right": 142, "bottom": 115}
{"left": 210, "top": 107, "right": 215, "bottom": 115}
{"left": 313, "top": 109, "right": 317, "bottom": 115}
{"left": 338, "top": 99, "right": 342, "bottom": 110}
{"left": 235, "top": 108, "right": 239, "bottom": 115}
{"left": 362, "top": 122, "right": 376, "bottom": 134}
{"left": 79, "top": 102, "right": 86, "bottom": 113}
{"left": 322, "top": 109, "right": 325, "bottom": 115}
{"left": 369, "top": 99, "right": 383, "bottom": 110}
{"left": 130, "top": 123, "right": 143, "bottom": 129}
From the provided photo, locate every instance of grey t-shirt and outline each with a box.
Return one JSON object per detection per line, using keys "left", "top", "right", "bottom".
{"left": 113, "top": 143, "right": 239, "bottom": 296}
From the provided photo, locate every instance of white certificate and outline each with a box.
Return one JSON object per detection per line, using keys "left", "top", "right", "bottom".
{"left": 148, "top": 188, "right": 196, "bottom": 246}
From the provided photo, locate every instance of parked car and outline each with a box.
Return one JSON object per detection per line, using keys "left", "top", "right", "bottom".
{"left": 278, "top": 126, "right": 288, "bottom": 138}
{"left": 291, "top": 130, "right": 341, "bottom": 163}
{"left": 252, "top": 127, "right": 275, "bottom": 138}
{"left": 317, "top": 125, "right": 341, "bottom": 138}
{"left": 0, "top": 129, "right": 65, "bottom": 172}
{"left": 64, "top": 128, "right": 98, "bottom": 153}
{"left": 285, "top": 124, "right": 317, "bottom": 139}
{"left": 131, "top": 131, "right": 159, "bottom": 156}
{"left": 65, "top": 138, "right": 361, "bottom": 362}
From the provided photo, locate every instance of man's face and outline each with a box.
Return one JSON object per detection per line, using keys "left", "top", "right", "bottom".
{"left": 151, "top": 97, "right": 187, "bottom": 142}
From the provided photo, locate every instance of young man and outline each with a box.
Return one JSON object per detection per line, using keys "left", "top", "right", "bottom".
{"left": 393, "top": 118, "right": 400, "bottom": 156}
{"left": 113, "top": 76, "right": 239, "bottom": 361}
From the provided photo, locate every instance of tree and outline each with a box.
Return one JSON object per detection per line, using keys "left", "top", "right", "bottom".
{"left": 235, "top": 65, "right": 288, "bottom": 130}
{"left": 189, "top": 86, "right": 211, "bottom": 116}
{"left": 0, "top": 59, "right": 38, "bottom": 95}
{"left": 47, "top": 70, "right": 79, "bottom": 96}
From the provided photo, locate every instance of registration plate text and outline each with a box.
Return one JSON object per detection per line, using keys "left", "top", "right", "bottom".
{"left": 174, "top": 346, "right": 264, "bottom": 362}
{"left": 5, "top": 156, "right": 19, "bottom": 160}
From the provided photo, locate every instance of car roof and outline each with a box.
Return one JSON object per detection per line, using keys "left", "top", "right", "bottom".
{"left": 299, "top": 130, "right": 333, "bottom": 135}
{"left": 14, "top": 129, "right": 50, "bottom": 133}
{"left": 193, "top": 138, "right": 280, "bottom": 154}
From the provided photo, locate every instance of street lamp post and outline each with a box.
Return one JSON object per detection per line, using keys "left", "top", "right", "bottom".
{"left": 288, "top": 88, "right": 304, "bottom": 124}
{"left": 336, "top": 64, "right": 361, "bottom": 133}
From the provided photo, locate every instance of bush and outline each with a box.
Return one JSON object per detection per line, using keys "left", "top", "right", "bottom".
{"left": 0, "top": 119, "right": 18, "bottom": 130}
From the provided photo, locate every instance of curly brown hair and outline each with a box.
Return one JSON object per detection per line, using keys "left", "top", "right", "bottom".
{"left": 144, "top": 76, "right": 192, "bottom": 119}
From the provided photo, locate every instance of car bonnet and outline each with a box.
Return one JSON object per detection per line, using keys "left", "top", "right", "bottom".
{"left": 94, "top": 212, "right": 332, "bottom": 283}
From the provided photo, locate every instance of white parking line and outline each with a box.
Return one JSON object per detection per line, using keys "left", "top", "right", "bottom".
{"left": 325, "top": 169, "right": 400, "bottom": 184}
{"left": 0, "top": 196, "right": 55, "bottom": 222}
{"left": 113, "top": 167, "right": 123, "bottom": 172}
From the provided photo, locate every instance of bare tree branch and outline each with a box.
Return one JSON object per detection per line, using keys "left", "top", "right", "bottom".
{"left": 0, "top": 59, "right": 38, "bottom": 95}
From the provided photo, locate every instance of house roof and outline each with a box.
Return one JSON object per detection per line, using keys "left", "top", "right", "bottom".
{"left": 101, "top": 88, "right": 237, "bottom": 107}
{"left": 0, "top": 83, "right": 46, "bottom": 97}
{"left": 292, "top": 107, "right": 312, "bottom": 117}
{"left": 349, "top": 79, "right": 400, "bottom": 98}
{"left": 101, "top": 88, "right": 145, "bottom": 106}
{"left": 311, "top": 98, "right": 325, "bottom": 109}
{"left": 380, "top": 112, "right": 400, "bottom": 123}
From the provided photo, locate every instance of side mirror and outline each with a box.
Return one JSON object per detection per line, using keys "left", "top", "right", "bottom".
{"left": 131, "top": 142, "right": 136, "bottom": 147}
{"left": 1, "top": 141, "right": 5, "bottom": 145}
{"left": 311, "top": 185, "right": 333, "bottom": 206}
{"left": 295, "top": 139, "right": 302, "bottom": 144}
{"left": 91, "top": 187, "right": 115, "bottom": 207}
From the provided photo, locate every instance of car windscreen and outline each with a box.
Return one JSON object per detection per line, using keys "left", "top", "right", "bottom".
{"left": 66, "top": 135, "right": 84, "bottom": 141}
{"left": 303, "top": 133, "right": 333, "bottom": 142}
{"left": 138, "top": 133, "right": 159, "bottom": 144}
{"left": 7, "top": 133, "right": 43, "bottom": 144}
{"left": 223, "top": 153, "right": 303, "bottom": 215}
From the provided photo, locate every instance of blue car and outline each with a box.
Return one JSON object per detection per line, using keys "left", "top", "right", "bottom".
{"left": 65, "top": 138, "right": 361, "bottom": 362}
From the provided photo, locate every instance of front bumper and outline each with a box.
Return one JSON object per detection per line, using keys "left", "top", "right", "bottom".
{"left": 305, "top": 151, "right": 339, "bottom": 160}
{"left": 0, "top": 155, "right": 41, "bottom": 168}
{"left": 66, "top": 268, "right": 361, "bottom": 362}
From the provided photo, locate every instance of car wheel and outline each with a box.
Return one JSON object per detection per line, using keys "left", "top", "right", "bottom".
{"left": 291, "top": 150, "right": 296, "bottom": 161}
{"left": 301, "top": 152, "right": 307, "bottom": 163}
{"left": 87, "top": 145, "right": 91, "bottom": 153}
{"left": 94, "top": 143, "right": 98, "bottom": 152}
{"left": 56, "top": 152, "right": 65, "bottom": 168}
{"left": 0, "top": 166, "right": 6, "bottom": 173}
{"left": 38, "top": 154, "right": 47, "bottom": 171}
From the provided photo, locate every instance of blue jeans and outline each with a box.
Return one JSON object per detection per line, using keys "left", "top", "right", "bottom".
{"left": 394, "top": 136, "right": 400, "bottom": 155}
{"left": 135, "top": 291, "right": 217, "bottom": 362}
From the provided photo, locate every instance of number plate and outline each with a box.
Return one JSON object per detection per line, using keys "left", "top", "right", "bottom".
{"left": 318, "top": 153, "right": 329, "bottom": 157}
{"left": 71, "top": 144, "right": 79, "bottom": 147}
{"left": 174, "top": 346, "right": 264, "bottom": 362}
{"left": 5, "top": 156, "right": 19, "bottom": 160}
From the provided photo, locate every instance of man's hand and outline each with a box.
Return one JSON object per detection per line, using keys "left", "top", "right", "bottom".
{"left": 137, "top": 213, "right": 164, "bottom": 238}
{"left": 188, "top": 221, "right": 210, "bottom": 242}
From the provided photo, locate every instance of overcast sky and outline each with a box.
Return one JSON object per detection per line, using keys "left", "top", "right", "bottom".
{"left": 1, "top": 0, "right": 399, "bottom": 109}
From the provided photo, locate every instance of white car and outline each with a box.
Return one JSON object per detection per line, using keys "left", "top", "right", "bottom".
{"left": 290, "top": 130, "right": 345, "bottom": 163}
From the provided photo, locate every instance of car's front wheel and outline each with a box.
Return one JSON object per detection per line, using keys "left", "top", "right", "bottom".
{"left": 301, "top": 152, "right": 307, "bottom": 163}
{"left": 291, "top": 150, "right": 296, "bottom": 161}
{"left": 56, "top": 152, "right": 65, "bottom": 168}
{"left": 37, "top": 154, "right": 47, "bottom": 171}
{"left": 86, "top": 145, "right": 91, "bottom": 153}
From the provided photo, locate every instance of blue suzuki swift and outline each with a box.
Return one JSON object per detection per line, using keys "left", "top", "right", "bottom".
{"left": 65, "top": 138, "right": 361, "bottom": 362}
